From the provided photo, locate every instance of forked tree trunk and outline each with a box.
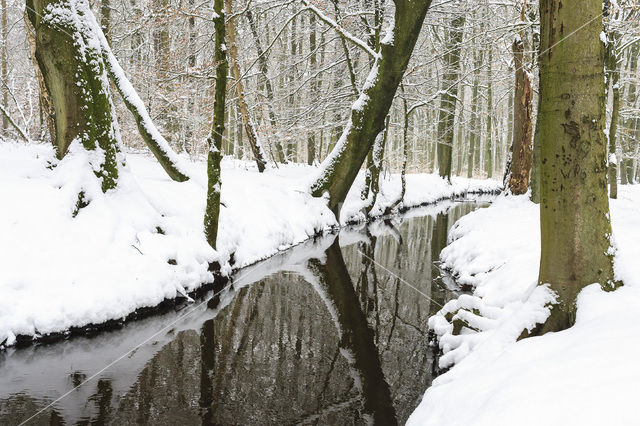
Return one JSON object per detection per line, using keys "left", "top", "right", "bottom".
{"left": 508, "top": 37, "right": 533, "bottom": 194}
{"left": 204, "top": 0, "right": 227, "bottom": 250}
{"left": 26, "top": 0, "right": 121, "bottom": 192}
{"left": 537, "top": 0, "right": 617, "bottom": 333}
{"left": 310, "top": 0, "right": 433, "bottom": 217}
{"left": 436, "top": 13, "right": 464, "bottom": 181}
{"left": 225, "top": 0, "right": 267, "bottom": 172}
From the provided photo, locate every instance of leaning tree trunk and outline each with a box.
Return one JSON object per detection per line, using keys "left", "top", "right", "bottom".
{"left": 225, "top": 0, "right": 267, "bottom": 172}
{"left": 508, "top": 37, "right": 533, "bottom": 195}
{"left": 204, "top": 0, "right": 227, "bottom": 250}
{"left": 436, "top": 13, "right": 464, "bottom": 181}
{"left": 310, "top": 0, "right": 433, "bottom": 217}
{"left": 26, "top": 0, "right": 121, "bottom": 192}
{"left": 537, "top": 0, "right": 617, "bottom": 333}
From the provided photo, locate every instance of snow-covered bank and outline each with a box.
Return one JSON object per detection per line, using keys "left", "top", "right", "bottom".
{"left": 408, "top": 187, "right": 640, "bottom": 426}
{"left": 0, "top": 142, "right": 500, "bottom": 347}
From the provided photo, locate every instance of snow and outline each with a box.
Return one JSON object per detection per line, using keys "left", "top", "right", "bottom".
{"left": 0, "top": 142, "right": 500, "bottom": 347}
{"left": 408, "top": 186, "right": 640, "bottom": 426}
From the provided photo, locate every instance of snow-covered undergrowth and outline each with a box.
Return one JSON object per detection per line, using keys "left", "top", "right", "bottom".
{"left": 409, "top": 187, "right": 640, "bottom": 426}
{"left": 0, "top": 142, "right": 500, "bottom": 347}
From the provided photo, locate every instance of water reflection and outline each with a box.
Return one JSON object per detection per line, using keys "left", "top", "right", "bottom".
{"left": 0, "top": 200, "right": 489, "bottom": 425}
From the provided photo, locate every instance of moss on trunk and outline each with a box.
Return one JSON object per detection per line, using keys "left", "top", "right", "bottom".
{"left": 26, "top": 0, "right": 121, "bottom": 192}
{"left": 204, "top": 0, "right": 227, "bottom": 250}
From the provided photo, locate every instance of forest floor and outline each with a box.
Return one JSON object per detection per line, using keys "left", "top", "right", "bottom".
{"left": 409, "top": 187, "right": 640, "bottom": 425}
{"left": 0, "top": 142, "right": 500, "bottom": 347}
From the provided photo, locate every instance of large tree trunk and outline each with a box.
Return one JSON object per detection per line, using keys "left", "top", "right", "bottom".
{"left": 507, "top": 38, "right": 533, "bottom": 195}
{"left": 310, "top": 0, "right": 433, "bottom": 217}
{"left": 204, "top": 0, "right": 227, "bottom": 250}
{"left": 537, "top": 0, "right": 617, "bottom": 333}
{"left": 225, "top": 0, "right": 267, "bottom": 172}
{"left": 436, "top": 14, "right": 464, "bottom": 181}
{"left": 26, "top": 0, "right": 121, "bottom": 192}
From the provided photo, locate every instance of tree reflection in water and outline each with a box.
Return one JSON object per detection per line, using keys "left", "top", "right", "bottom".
{"left": 0, "top": 201, "right": 489, "bottom": 425}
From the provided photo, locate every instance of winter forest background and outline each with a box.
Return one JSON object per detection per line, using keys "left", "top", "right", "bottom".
{"left": 1, "top": 0, "right": 635, "bottom": 180}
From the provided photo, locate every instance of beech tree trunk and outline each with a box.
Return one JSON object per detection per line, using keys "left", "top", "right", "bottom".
{"left": 436, "top": 14, "right": 464, "bottom": 181}
{"left": 26, "top": 0, "right": 121, "bottom": 192}
{"left": 310, "top": 0, "right": 433, "bottom": 217}
{"left": 507, "top": 38, "right": 533, "bottom": 195}
{"left": 204, "top": 0, "right": 227, "bottom": 250}
{"left": 537, "top": 0, "right": 617, "bottom": 333}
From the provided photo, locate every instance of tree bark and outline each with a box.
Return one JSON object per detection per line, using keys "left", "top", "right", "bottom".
{"left": 507, "top": 37, "right": 533, "bottom": 194}
{"left": 537, "top": 0, "right": 617, "bottom": 333}
{"left": 225, "top": 0, "right": 267, "bottom": 172}
{"left": 204, "top": 0, "right": 227, "bottom": 250}
{"left": 26, "top": 0, "right": 121, "bottom": 192}
{"left": 485, "top": 46, "right": 493, "bottom": 178}
{"left": 246, "top": 9, "right": 286, "bottom": 163}
{"left": 310, "top": 0, "right": 433, "bottom": 217}
{"left": 467, "top": 50, "right": 481, "bottom": 178}
{"left": 605, "top": 28, "right": 620, "bottom": 199}
{"left": 436, "top": 14, "right": 464, "bottom": 181}
{"left": 1, "top": 0, "right": 8, "bottom": 133}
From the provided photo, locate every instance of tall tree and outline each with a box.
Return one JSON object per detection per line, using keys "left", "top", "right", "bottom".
{"left": 225, "top": 0, "right": 267, "bottom": 172}
{"left": 485, "top": 44, "right": 493, "bottom": 178}
{"left": 1, "top": 0, "right": 7, "bottom": 133}
{"left": 507, "top": 36, "right": 533, "bottom": 194}
{"left": 537, "top": 0, "right": 618, "bottom": 333}
{"left": 436, "top": 12, "right": 465, "bottom": 181}
{"left": 310, "top": 0, "right": 433, "bottom": 217}
{"left": 467, "top": 49, "right": 482, "bottom": 178}
{"left": 204, "top": 0, "right": 228, "bottom": 250}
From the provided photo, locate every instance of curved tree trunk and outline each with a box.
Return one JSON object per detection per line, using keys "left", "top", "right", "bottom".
{"left": 310, "top": 0, "right": 433, "bottom": 218}
{"left": 537, "top": 0, "right": 617, "bottom": 333}
{"left": 26, "top": 0, "right": 121, "bottom": 192}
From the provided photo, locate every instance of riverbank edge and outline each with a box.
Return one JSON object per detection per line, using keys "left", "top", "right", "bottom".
{"left": 2, "top": 189, "right": 500, "bottom": 350}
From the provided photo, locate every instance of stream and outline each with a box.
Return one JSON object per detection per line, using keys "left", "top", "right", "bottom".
{"left": 0, "top": 198, "right": 491, "bottom": 425}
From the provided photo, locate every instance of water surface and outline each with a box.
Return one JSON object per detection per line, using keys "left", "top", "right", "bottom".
{"left": 0, "top": 200, "right": 489, "bottom": 425}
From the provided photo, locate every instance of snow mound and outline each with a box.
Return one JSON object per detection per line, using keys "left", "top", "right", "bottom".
{"left": 0, "top": 142, "right": 501, "bottom": 346}
{"left": 409, "top": 186, "right": 640, "bottom": 426}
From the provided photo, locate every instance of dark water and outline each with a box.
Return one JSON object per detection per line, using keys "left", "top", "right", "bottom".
{"left": 0, "top": 200, "right": 489, "bottom": 425}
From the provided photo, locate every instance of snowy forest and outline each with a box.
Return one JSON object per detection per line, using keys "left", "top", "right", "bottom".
{"left": 1, "top": 0, "right": 640, "bottom": 424}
